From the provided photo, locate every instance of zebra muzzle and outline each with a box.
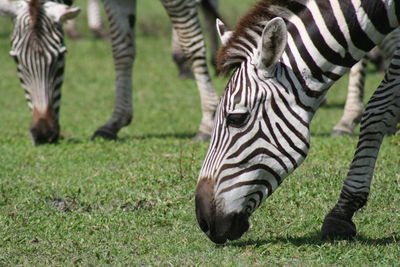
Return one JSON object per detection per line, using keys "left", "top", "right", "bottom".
{"left": 196, "top": 178, "right": 250, "bottom": 244}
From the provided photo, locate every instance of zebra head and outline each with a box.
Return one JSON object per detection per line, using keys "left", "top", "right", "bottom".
{"left": 196, "top": 18, "right": 311, "bottom": 244}
{"left": 1, "top": 0, "right": 79, "bottom": 145}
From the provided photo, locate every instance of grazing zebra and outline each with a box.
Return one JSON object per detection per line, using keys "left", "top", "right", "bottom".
{"left": 195, "top": 0, "right": 400, "bottom": 244}
{"left": 332, "top": 28, "right": 400, "bottom": 136}
{"left": 0, "top": 0, "right": 80, "bottom": 145}
{"left": 92, "top": 0, "right": 220, "bottom": 141}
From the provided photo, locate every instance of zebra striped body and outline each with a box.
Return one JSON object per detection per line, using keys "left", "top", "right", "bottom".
{"left": 195, "top": 0, "right": 400, "bottom": 244}
{"left": 333, "top": 28, "right": 400, "bottom": 136}
{"left": 93, "top": 0, "right": 219, "bottom": 140}
{"left": 1, "top": 0, "right": 79, "bottom": 144}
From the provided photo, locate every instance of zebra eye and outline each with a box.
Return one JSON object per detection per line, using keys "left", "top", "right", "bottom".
{"left": 226, "top": 112, "right": 250, "bottom": 128}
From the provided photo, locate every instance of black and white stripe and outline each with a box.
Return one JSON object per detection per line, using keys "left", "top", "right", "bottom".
{"left": 195, "top": 0, "right": 400, "bottom": 243}
{"left": 333, "top": 28, "right": 400, "bottom": 136}
{"left": 1, "top": 0, "right": 80, "bottom": 144}
{"left": 92, "top": 0, "right": 220, "bottom": 140}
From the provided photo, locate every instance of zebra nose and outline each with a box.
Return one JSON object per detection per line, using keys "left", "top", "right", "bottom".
{"left": 30, "top": 118, "right": 59, "bottom": 145}
{"left": 195, "top": 178, "right": 250, "bottom": 244}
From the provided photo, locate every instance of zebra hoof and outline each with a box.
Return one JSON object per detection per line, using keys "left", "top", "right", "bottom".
{"left": 178, "top": 70, "right": 194, "bottom": 80}
{"left": 320, "top": 214, "right": 356, "bottom": 240}
{"left": 193, "top": 131, "right": 211, "bottom": 141}
{"left": 91, "top": 128, "right": 118, "bottom": 140}
{"left": 331, "top": 129, "right": 354, "bottom": 137}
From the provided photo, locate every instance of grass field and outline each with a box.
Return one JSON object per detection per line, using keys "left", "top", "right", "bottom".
{"left": 0, "top": 1, "right": 399, "bottom": 265}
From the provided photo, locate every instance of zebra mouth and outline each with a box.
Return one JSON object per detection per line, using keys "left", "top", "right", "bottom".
{"left": 197, "top": 211, "right": 250, "bottom": 244}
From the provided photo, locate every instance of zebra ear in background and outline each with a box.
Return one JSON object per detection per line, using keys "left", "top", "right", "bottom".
{"left": 43, "top": 1, "right": 80, "bottom": 24}
{"left": 255, "top": 17, "right": 287, "bottom": 74}
{"left": 0, "top": 0, "right": 25, "bottom": 19}
{"left": 216, "top": 18, "right": 233, "bottom": 46}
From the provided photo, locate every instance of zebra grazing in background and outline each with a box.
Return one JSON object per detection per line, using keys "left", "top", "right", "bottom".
{"left": 333, "top": 28, "right": 400, "bottom": 136}
{"left": 92, "top": 0, "right": 220, "bottom": 141}
{"left": 2, "top": 0, "right": 219, "bottom": 144}
{"left": 195, "top": 0, "right": 399, "bottom": 244}
{"left": 0, "top": 0, "right": 80, "bottom": 145}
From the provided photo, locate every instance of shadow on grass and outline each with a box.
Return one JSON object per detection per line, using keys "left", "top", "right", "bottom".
{"left": 59, "top": 131, "right": 197, "bottom": 144}
{"left": 319, "top": 102, "right": 345, "bottom": 109}
{"left": 120, "top": 132, "right": 197, "bottom": 141}
{"left": 229, "top": 230, "right": 399, "bottom": 247}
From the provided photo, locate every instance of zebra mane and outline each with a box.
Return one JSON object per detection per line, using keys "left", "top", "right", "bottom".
{"left": 29, "top": 0, "right": 42, "bottom": 28}
{"left": 217, "top": 0, "right": 304, "bottom": 75}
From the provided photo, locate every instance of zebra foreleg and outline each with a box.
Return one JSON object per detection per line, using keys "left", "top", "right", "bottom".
{"left": 200, "top": 0, "right": 220, "bottom": 74}
{"left": 332, "top": 58, "right": 366, "bottom": 136}
{"left": 88, "top": 0, "right": 108, "bottom": 39}
{"left": 321, "top": 54, "right": 400, "bottom": 240}
{"left": 162, "top": 0, "right": 219, "bottom": 140}
{"left": 92, "top": 0, "right": 136, "bottom": 140}
{"left": 171, "top": 29, "right": 194, "bottom": 79}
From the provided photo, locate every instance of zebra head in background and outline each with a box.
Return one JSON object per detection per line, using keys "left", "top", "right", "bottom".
{"left": 0, "top": 0, "right": 79, "bottom": 145}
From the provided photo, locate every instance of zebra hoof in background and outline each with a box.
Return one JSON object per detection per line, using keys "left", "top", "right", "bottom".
{"left": 330, "top": 129, "right": 355, "bottom": 137}
{"left": 320, "top": 213, "right": 357, "bottom": 240}
{"left": 91, "top": 127, "right": 118, "bottom": 141}
{"left": 193, "top": 131, "right": 211, "bottom": 141}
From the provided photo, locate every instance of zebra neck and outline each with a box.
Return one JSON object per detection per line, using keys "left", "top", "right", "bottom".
{"left": 276, "top": 0, "right": 400, "bottom": 122}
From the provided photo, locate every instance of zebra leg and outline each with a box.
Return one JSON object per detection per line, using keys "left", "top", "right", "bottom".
{"left": 88, "top": 0, "right": 108, "bottom": 39}
{"left": 321, "top": 51, "right": 400, "bottom": 240}
{"left": 92, "top": 0, "right": 136, "bottom": 140}
{"left": 332, "top": 58, "right": 366, "bottom": 136}
{"left": 64, "top": 19, "right": 81, "bottom": 39}
{"left": 172, "top": 28, "right": 194, "bottom": 79}
{"left": 200, "top": 0, "right": 219, "bottom": 74}
{"left": 161, "top": 0, "right": 219, "bottom": 140}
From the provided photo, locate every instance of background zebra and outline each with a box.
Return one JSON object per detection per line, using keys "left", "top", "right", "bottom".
{"left": 0, "top": 0, "right": 80, "bottom": 145}
{"left": 64, "top": 0, "right": 107, "bottom": 39}
{"left": 1, "top": 0, "right": 220, "bottom": 144}
{"left": 332, "top": 28, "right": 400, "bottom": 136}
{"left": 92, "top": 0, "right": 220, "bottom": 141}
{"left": 195, "top": 0, "right": 399, "bottom": 244}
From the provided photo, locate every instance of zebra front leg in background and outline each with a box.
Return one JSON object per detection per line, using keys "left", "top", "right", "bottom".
{"left": 65, "top": 0, "right": 107, "bottom": 39}
{"left": 321, "top": 48, "right": 400, "bottom": 240}
{"left": 199, "top": 0, "right": 219, "bottom": 72}
{"left": 331, "top": 58, "right": 366, "bottom": 136}
{"left": 172, "top": 28, "right": 194, "bottom": 79}
{"left": 92, "top": 0, "right": 136, "bottom": 140}
{"left": 172, "top": 0, "right": 220, "bottom": 79}
{"left": 87, "top": 0, "right": 107, "bottom": 38}
{"left": 332, "top": 28, "right": 400, "bottom": 136}
{"left": 162, "top": 0, "right": 219, "bottom": 140}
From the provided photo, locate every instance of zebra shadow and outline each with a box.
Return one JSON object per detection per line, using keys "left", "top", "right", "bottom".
{"left": 229, "top": 230, "right": 399, "bottom": 247}
{"left": 59, "top": 131, "right": 197, "bottom": 144}
{"left": 118, "top": 132, "right": 198, "bottom": 141}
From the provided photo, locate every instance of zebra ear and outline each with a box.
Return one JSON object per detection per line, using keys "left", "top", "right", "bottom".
{"left": 216, "top": 18, "right": 232, "bottom": 46}
{"left": 0, "top": 0, "right": 24, "bottom": 19}
{"left": 44, "top": 2, "right": 80, "bottom": 23}
{"left": 255, "top": 17, "right": 287, "bottom": 74}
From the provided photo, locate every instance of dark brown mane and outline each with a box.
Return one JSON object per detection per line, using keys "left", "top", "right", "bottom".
{"left": 217, "top": 0, "right": 296, "bottom": 75}
{"left": 29, "top": 0, "right": 42, "bottom": 29}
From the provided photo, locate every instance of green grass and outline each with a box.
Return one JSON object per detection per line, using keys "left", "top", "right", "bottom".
{"left": 0, "top": 1, "right": 399, "bottom": 265}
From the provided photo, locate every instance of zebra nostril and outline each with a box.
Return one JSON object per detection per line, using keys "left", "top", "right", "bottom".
{"left": 198, "top": 217, "right": 210, "bottom": 235}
